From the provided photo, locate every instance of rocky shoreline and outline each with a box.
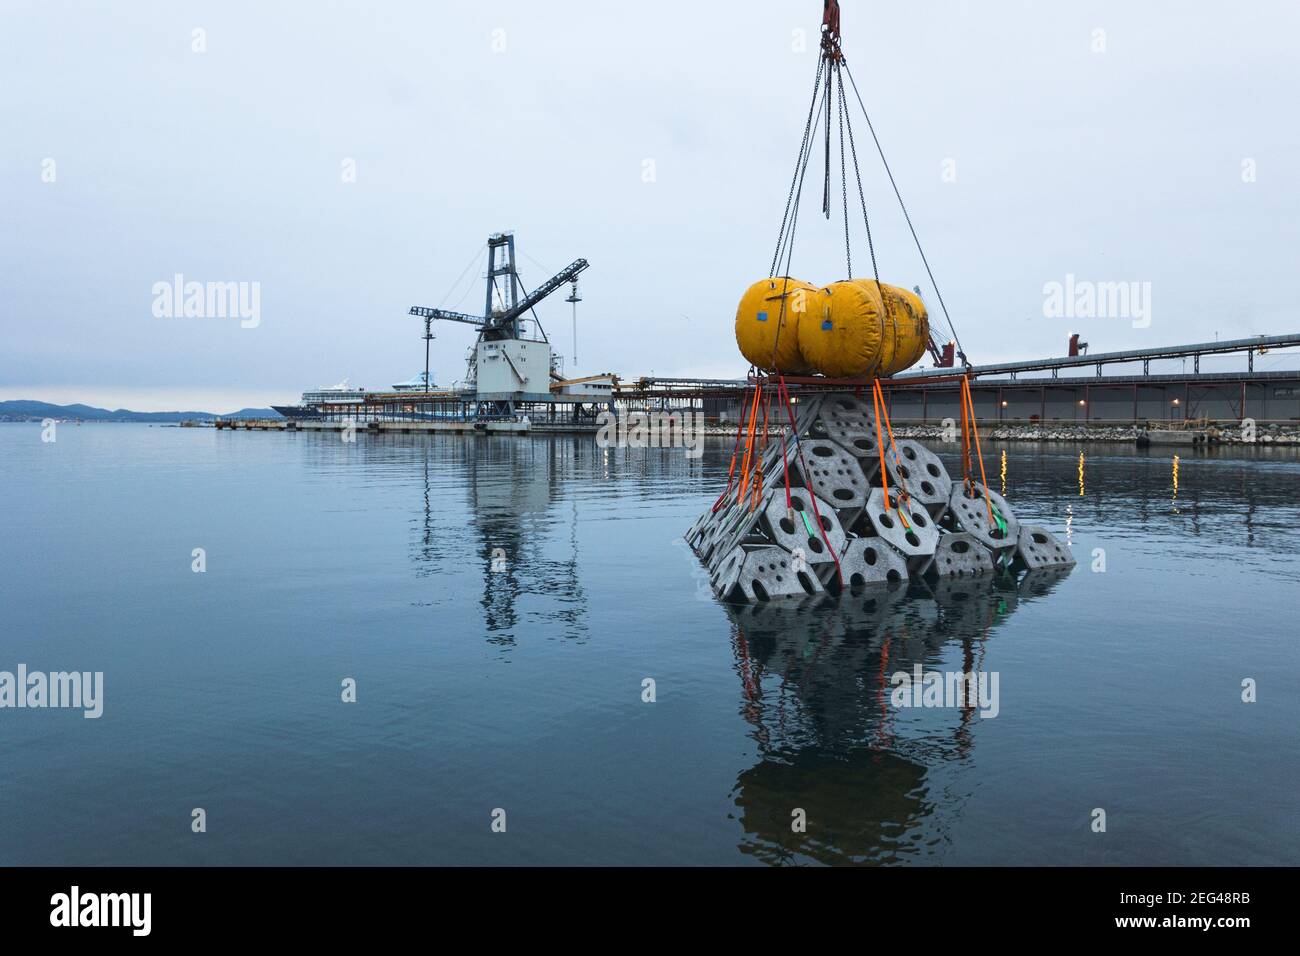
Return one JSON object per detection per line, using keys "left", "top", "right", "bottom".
{"left": 704, "top": 422, "right": 1300, "bottom": 445}
{"left": 892, "top": 423, "right": 1300, "bottom": 445}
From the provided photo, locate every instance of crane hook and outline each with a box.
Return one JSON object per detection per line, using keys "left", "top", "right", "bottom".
{"left": 821, "top": 0, "right": 842, "bottom": 60}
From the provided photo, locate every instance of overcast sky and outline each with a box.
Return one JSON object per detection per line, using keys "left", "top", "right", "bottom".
{"left": 3, "top": 0, "right": 1299, "bottom": 411}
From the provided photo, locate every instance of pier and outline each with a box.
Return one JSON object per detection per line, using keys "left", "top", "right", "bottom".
{"left": 635, "top": 333, "right": 1300, "bottom": 429}
{"left": 215, "top": 418, "right": 534, "bottom": 434}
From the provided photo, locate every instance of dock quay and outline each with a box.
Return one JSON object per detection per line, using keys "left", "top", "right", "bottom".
{"left": 216, "top": 418, "right": 537, "bottom": 434}
{"left": 232, "top": 306, "right": 1300, "bottom": 443}
{"left": 243, "top": 223, "right": 1300, "bottom": 444}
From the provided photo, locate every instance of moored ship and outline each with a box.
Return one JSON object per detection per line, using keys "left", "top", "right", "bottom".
{"left": 271, "top": 373, "right": 438, "bottom": 420}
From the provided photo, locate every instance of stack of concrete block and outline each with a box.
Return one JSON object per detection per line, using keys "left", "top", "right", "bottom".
{"left": 685, "top": 392, "right": 1074, "bottom": 603}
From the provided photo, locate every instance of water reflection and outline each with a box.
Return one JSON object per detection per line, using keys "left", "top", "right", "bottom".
{"left": 1171, "top": 454, "right": 1180, "bottom": 514}
{"left": 930, "top": 442, "right": 1300, "bottom": 572}
{"left": 726, "top": 568, "right": 1072, "bottom": 865}
{"left": 416, "top": 437, "right": 593, "bottom": 643}
{"left": 396, "top": 434, "right": 711, "bottom": 647}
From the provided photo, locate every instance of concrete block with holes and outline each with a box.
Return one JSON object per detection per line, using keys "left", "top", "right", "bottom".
{"left": 835, "top": 536, "right": 910, "bottom": 589}
{"left": 710, "top": 545, "right": 747, "bottom": 598}
{"left": 860, "top": 487, "right": 939, "bottom": 573}
{"left": 686, "top": 390, "right": 1050, "bottom": 604}
{"left": 684, "top": 508, "right": 711, "bottom": 550}
{"left": 1015, "top": 525, "right": 1076, "bottom": 570}
{"left": 945, "top": 482, "right": 1020, "bottom": 559}
{"left": 702, "top": 491, "right": 775, "bottom": 574}
{"left": 883, "top": 439, "right": 953, "bottom": 519}
{"left": 727, "top": 545, "right": 826, "bottom": 602}
{"left": 793, "top": 436, "right": 869, "bottom": 524}
{"left": 811, "top": 394, "right": 881, "bottom": 481}
{"left": 762, "top": 487, "right": 847, "bottom": 566}
{"left": 924, "top": 531, "right": 995, "bottom": 579}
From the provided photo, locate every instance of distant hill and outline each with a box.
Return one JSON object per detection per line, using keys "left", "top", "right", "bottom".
{"left": 0, "top": 400, "right": 282, "bottom": 423}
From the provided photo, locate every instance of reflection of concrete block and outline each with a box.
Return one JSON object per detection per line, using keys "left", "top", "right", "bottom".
{"left": 925, "top": 531, "right": 995, "bottom": 578}
{"left": 1016, "top": 525, "right": 1076, "bottom": 570}
{"left": 1017, "top": 566, "right": 1074, "bottom": 599}
{"left": 924, "top": 574, "right": 1013, "bottom": 616}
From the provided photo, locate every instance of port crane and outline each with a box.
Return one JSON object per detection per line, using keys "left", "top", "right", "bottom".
{"left": 410, "top": 233, "right": 589, "bottom": 393}
{"left": 409, "top": 232, "right": 593, "bottom": 419}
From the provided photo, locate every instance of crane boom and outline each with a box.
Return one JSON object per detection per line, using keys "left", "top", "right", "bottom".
{"left": 408, "top": 305, "right": 485, "bottom": 326}
{"left": 502, "top": 259, "right": 588, "bottom": 324}
{"left": 408, "top": 258, "right": 589, "bottom": 335}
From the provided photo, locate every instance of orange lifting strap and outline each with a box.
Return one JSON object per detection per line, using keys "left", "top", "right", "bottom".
{"left": 959, "top": 375, "right": 996, "bottom": 528}
{"left": 736, "top": 379, "right": 764, "bottom": 508}
{"left": 870, "top": 378, "right": 912, "bottom": 530}
{"left": 713, "top": 377, "right": 759, "bottom": 515}
{"left": 776, "top": 373, "right": 845, "bottom": 587}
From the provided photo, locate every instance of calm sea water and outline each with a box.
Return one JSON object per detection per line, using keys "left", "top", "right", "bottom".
{"left": 1, "top": 422, "right": 1298, "bottom": 866}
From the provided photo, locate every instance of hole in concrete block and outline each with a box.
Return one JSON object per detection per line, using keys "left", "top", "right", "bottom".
{"left": 951, "top": 539, "right": 971, "bottom": 554}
